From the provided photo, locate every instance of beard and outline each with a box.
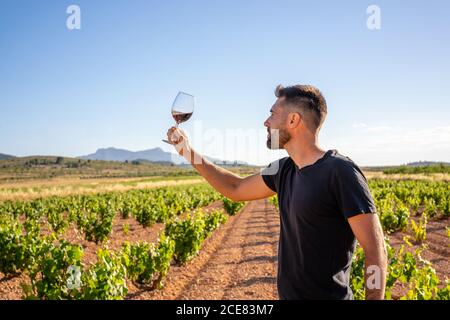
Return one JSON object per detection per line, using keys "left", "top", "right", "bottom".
{"left": 266, "top": 126, "right": 291, "bottom": 149}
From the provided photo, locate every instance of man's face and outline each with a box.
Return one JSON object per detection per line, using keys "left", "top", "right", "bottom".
{"left": 264, "top": 98, "right": 291, "bottom": 149}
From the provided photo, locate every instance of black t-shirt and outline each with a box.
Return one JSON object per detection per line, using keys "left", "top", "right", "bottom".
{"left": 261, "top": 149, "right": 377, "bottom": 300}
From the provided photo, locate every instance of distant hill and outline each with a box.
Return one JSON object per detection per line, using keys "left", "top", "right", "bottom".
{"left": 79, "top": 147, "right": 186, "bottom": 164}
{"left": 0, "top": 155, "right": 257, "bottom": 182}
{"left": 374, "top": 161, "right": 450, "bottom": 175}
{"left": 406, "top": 161, "right": 450, "bottom": 167}
{"left": 363, "top": 161, "right": 450, "bottom": 171}
{"left": 78, "top": 147, "right": 251, "bottom": 166}
{"left": 0, "top": 153, "right": 15, "bottom": 160}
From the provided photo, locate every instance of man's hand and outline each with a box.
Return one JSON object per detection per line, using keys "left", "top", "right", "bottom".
{"left": 166, "top": 127, "right": 191, "bottom": 158}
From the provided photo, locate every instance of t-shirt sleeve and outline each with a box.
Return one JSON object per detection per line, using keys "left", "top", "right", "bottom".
{"left": 333, "top": 161, "right": 377, "bottom": 219}
{"left": 260, "top": 158, "right": 287, "bottom": 193}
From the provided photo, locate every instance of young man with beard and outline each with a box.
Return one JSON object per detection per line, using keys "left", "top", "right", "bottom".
{"left": 166, "top": 84, "right": 387, "bottom": 300}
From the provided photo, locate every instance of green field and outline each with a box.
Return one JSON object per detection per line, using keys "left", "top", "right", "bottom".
{"left": 0, "top": 157, "right": 448, "bottom": 300}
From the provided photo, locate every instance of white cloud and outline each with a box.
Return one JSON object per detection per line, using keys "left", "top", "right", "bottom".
{"left": 331, "top": 124, "right": 450, "bottom": 166}
{"left": 352, "top": 122, "right": 368, "bottom": 129}
{"left": 364, "top": 126, "right": 394, "bottom": 133}
{"left": 352, "top": 123, "right": 395, "bottom": 133}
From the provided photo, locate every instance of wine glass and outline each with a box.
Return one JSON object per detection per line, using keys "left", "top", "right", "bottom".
{"left": 163, "top": 91, "right": 195, "bottom": 144}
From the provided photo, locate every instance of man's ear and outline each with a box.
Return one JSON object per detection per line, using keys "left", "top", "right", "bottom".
{"left": 287, "top": 112, "right": 301, "bottom": 128}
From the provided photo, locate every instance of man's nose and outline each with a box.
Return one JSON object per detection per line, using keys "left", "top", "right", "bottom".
{"left": 264, "top": 119, "right": 269, "bottom": 128}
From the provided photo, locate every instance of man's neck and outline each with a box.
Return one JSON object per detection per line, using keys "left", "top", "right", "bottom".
{"left": 284, "top": 139, "right": 327, "bottom": 170}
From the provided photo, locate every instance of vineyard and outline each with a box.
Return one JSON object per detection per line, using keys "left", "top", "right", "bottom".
{"left": 272, "top": 179, "right": 450, "bottom": 300}
{"left": 0, "top": 183, "right": 246, "bottom": 299}
{"left": 353, "top": 179, "right": 449, "bottom": 300}
{"left": 0, "top": 178, "right": 448, "bottom": 300}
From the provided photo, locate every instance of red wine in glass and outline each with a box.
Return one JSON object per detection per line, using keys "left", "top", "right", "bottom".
{"left": 172, "top": 111, "right": 193, "bottom": 125}
{"left": 163, "top": 92, "right": 195, "bottom": 144}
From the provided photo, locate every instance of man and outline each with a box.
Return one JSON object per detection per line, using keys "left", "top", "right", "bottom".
{"left": 166, "top": 84, "right": 387, "bottom": 300}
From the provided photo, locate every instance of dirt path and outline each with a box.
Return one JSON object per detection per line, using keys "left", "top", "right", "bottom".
{"left": 0, "top": 199, "right": 280, "bottom": 300}
{"left": 4, "top": 196, "right": 444, "bottom": 300}
{"left": 128, "top": 198, "right": 280, "bottom": 300}
{"left": 129, "top": 200, "right": 448, "bottom": 300}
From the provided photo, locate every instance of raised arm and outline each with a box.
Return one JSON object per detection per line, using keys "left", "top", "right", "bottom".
{"left": 167, "top": 127, "right": 275, "bottom": 201}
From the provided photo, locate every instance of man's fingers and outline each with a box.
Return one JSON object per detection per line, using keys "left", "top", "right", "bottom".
{"left": 167, "top": 129, "right": 182, "bottom": 144}
{"left": 166, "top": 127, "right": 189, "bottom": 150}
{"left": 167, "top": 127, "right": 176, "bottom": 140}
{"left": 167, "top": 127, "right": 176, "bottom": 137}
{"left": 165, "top": 127, "right": 190, "bottom": 157}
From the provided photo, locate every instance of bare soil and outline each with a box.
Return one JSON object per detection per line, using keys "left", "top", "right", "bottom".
{"left": 128, "top": 199, "right": 279, "bottom": 300}
{"left": 1, "top": 198, "right": 447, "bottom": 300}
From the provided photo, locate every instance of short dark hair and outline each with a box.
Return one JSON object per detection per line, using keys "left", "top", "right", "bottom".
{"left": 275, "top": 84, "right": 327, "bottom": 132}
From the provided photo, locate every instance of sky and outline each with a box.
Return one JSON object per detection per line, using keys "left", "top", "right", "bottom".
{"left": 0, "top": 0, "right": 449, "bottom": 166}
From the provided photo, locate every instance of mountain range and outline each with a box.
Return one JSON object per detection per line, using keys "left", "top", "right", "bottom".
{"left": 0, "top": 153, "right": 15, "bottom": 160}
{"left": 2, "top": 148, "right": 448, "bottom": 167}
{"left": 406, "top": 161, "right": 450, "bottom": 167}
{"left": 78, "top": 147, "right": 250, "bottom": 166}
{"left": 78, "top": 147, "right": 187, "bottom": 164}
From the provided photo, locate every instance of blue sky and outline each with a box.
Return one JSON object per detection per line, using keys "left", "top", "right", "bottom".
{"left": 1, "top": 0, "right": 449, "bottom": 166}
